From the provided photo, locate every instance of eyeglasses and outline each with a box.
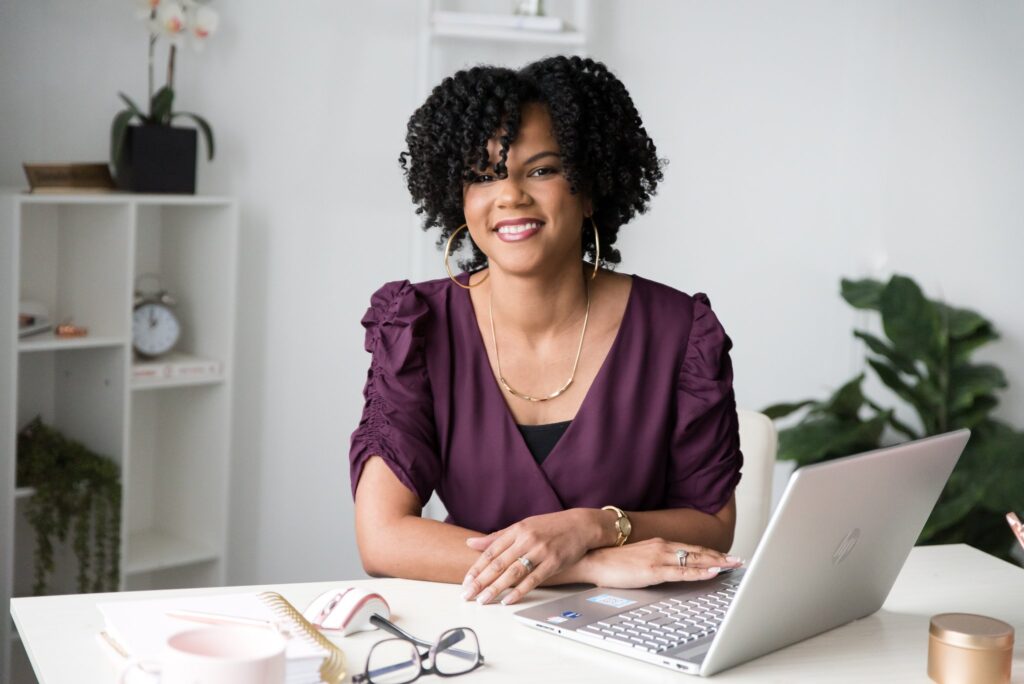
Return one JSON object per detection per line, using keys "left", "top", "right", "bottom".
{"left": 352, "top": 614, "right": 485, "bottom": 684}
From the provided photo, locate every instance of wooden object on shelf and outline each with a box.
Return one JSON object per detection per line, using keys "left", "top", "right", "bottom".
{"left": 22, "top": 163, "right": 116, "bottom": 194}
{"left": 0, "top": 189, "right": 239, "bottom": 683}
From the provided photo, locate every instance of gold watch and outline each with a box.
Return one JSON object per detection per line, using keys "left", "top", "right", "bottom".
{"left": 601, "top": 505, "right": 632, "bottom": 546}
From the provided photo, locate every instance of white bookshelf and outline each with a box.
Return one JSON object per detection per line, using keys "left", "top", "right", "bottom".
{"left": 0, "top": 190, "right": 238, "bottom": 682}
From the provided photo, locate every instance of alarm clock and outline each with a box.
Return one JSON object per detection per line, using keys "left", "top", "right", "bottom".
{"left": 133, "top": 276, "right": 181, "bottom": 358}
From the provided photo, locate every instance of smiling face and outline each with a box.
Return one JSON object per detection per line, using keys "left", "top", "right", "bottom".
{"left": 461, "top": 102, "right": 592, "bottom": 279}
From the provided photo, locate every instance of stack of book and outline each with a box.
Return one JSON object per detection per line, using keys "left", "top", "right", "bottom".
{"left": 132, "top": 353, "right": 224, "bottom": 385}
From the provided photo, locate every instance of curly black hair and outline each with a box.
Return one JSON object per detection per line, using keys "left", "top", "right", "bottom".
{"left": 398, "top": 55, "right": 666, "bottom": 272}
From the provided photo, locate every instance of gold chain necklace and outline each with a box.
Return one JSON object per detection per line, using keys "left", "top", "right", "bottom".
{"left": 488, "top": 278, "right": 591, "bottom": 403}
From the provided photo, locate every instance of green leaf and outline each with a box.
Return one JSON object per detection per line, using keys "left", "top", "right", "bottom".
{"left": 949, "top": 364, "right": 1007, "bottom": 413}
{"left": 950, "top": 325, "right": 999, "bottom": 364}
{"left": 777, "top": 413, "right": 886, "bottom": 466}
{"left": 761, "top": 400, "right": 817, "bottom": 420}
{"left": 150, "top": 86, "right": 175, "bottom": 125}
{"left": 110, "top": 109, "right": 136, "bottom": 166}
{"left": 841, "top": 278, "right": 884, "bottom": 310}
{"left": 864, "top": 397, "right": 921, "bottom": 440}
{"left": 868, "top": 358, "right": 937, "bottom": 433}
{"left": 950, "top": 394, "right": 998, "bottom": 430}
{"left": 117, "top": 91, "right": 147, "bottom": 122}
{"left": 171, "top": 112, "right": 216, "bottom": 160}
{"left": 935, "top": 303, "right": 989, "bottom": 339}
{"left": 879, "top": 275, "right": 942, "bottom": 361}
{"left": 920, "top": 482, "right": 985, "bottom": 541}
{"left": 854, "top": 330, "right": 919, "bottom": 377}
{"left": 962, "top": 429, "right": 1024, "bottom": 512}
{"left": 821, "top": 374, "right": 867, "bottom": 420}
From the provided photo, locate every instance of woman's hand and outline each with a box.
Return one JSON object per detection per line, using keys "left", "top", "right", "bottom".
{"left": 582, "top": 538, "right": 743, "bottom": 588}
{"left": 461, "top": 508, "right": 604, "bottom": 605}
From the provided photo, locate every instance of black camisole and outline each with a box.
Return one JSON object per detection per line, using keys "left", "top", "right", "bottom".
{"left": 516, "top": 420, "right": 572, "bottom": 465}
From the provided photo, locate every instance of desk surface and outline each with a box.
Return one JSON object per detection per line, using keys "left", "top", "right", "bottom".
{"left": 11, "top": 544, "right": 1024, "bottom": 683}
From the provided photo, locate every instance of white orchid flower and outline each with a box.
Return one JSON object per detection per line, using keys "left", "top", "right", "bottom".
{"left": 151, "top": 1, "right": 187, "bottom": 46}
{"left": 192, "top": 6, "right": 219, "bottom": 39}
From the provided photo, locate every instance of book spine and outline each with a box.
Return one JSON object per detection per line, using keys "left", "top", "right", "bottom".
{"left": 132, "top": 359, "right": 223, "bottom": 382}
{"left": 172, "top": 360, "right": 223, "bottom": 379}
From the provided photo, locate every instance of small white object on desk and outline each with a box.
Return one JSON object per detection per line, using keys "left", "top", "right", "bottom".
{"left": 301, "top": 587, "right": 390, "bottom": 635}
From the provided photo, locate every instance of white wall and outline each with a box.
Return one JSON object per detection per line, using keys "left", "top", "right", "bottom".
{"left": 2, "top": 1, "right": 1021, "bottom": 585}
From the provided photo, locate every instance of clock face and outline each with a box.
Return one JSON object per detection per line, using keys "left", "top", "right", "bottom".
{"left": 133, "top": 302, "right": 181, "bottom": 357}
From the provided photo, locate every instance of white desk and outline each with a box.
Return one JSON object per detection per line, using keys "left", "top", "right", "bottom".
{"left": 10, "top": 544, "right": 1024, "bottom": 683}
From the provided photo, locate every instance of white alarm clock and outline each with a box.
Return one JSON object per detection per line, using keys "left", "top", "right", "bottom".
{"left": 133, "top": 276, "right": 181, "bottom": 358}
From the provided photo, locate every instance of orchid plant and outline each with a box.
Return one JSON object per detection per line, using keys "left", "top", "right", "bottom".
{"left": 111, "top": 0, "right": 219, "bottom": 165}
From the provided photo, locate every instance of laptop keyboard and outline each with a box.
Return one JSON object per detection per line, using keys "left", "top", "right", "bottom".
{"left": 580, "top": 579, "right": 740, "bottom": 654}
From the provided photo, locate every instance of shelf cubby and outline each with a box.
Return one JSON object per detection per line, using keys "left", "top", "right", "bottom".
{"left": 17, "top": 202, "right": 132, "bottom": 342}
{"left": 125, "top": 382, "right": 230, "bottom": 579}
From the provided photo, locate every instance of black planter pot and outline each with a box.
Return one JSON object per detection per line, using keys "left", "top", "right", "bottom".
{"left": 115, "top": 125, "right": 197, "bottom": 194}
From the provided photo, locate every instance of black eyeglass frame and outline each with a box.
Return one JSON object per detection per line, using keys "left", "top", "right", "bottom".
{"left": 352, "top": 614, "right": 485, "bottom": 684}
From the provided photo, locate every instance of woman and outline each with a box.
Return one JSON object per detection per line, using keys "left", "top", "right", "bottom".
{"left": 350, "top": 56, "right": 744, "bottom": 607}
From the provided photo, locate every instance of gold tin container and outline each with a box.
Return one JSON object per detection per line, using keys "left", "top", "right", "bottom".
{"left": 928, "top": 613, "right": 1014, "bottom": 684}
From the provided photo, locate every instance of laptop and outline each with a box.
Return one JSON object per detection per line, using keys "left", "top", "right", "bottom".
{"left": 514, "top": 429, "right": 970, "bottom": 676}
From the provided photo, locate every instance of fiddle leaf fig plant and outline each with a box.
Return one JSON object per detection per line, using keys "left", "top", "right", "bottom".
{"left": 16, "top": 417, "right": 122, "bottom": 595}
{"left": 764, "top": 274, "right": 1024, "bottom": 562}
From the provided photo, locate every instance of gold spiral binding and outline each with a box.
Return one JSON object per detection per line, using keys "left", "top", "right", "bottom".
{"left": 259, "top": 591, "right": 347, "bottom": 684}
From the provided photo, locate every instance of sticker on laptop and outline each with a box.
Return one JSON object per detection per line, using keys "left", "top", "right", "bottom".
{"left": 587, "top": 594, "right": 637, "bottom": 609}
{"left": 561, "top": 610, "right": 581, "bottom": 619}
{"left": 546, "top": 616, "right": 568, "bottom": 624}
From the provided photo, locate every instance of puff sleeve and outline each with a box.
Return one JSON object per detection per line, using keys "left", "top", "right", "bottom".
{"left": 667, "top": 293, "right": 743, "bottom": 513}
{"left": 349, "top": 280, "right": 440, "bottom": 506}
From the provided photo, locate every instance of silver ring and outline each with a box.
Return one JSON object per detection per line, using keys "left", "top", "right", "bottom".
{"left": 517, "top": 556, "right": 535, "bottom": 573}
{"left": 676, "top": 549, "right": 689, "bottom": 567}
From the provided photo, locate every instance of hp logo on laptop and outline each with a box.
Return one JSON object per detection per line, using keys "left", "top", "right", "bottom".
{"left": 832, "top": 528, "right": 861, "bottom": 565}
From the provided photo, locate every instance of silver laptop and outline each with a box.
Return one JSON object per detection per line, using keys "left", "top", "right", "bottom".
{"left": 515, "top": 429, "right": 969, "bottom": 676}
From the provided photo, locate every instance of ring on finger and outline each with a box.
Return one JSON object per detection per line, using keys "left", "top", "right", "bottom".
{"left": 518, "top": 556, "right": 535, "bottom": 573}
{"left": 676, "top": 549, "right": 689, "bottom": 567}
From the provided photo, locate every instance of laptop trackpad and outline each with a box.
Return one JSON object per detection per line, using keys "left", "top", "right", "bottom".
{"left": 671, "top": 640, "right": 712, "bottom": 665}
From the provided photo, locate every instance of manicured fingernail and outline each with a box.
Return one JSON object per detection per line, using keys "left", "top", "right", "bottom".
{"left": 461, "top": 589, "right": 473, "bottom": 600}
{"left": 462, "top": 572, "right": 474, "bottom": 587}
{"left": 500, "top": 595, "right": 514, "bottom": 606}
{"left": 476, "top": 589, "right": 494, "bottom": 605}
{"left": 708, "top": 567, "right": 721, "bottom": 574}
{"left": 726, "top": 556, "right": 743, "bottom": 564}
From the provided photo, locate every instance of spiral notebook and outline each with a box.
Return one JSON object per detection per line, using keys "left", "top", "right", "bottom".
{"left": 97, "top": 591, "right": 337, "bottom": 683}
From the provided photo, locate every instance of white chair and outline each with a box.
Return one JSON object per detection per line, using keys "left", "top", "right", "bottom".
{"left": 729, "top": 409, "right": 778, "bottom": 560}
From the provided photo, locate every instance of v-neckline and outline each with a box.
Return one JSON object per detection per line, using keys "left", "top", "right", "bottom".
{"left": 456, "top": 270, "right": 640, "bottom": 471}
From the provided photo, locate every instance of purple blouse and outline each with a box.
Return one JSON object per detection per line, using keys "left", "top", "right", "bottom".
{"left": 349, "top": 271, "right": 743, "bottom": 534}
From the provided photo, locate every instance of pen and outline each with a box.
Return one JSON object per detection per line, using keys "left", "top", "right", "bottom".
{"left": 1007, "top": 512, "right": 1024, "bottom": 552}
{"left": 166, "top": 608, "right": 276, "bottom": 629}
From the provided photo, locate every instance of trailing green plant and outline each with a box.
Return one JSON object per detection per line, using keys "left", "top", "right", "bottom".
{"left": 110, "top": 1, "right": 218, "bottom": 166}
{"left": 16, "top": 417, "right": 122, "bottom": 595}
{"left": 763, "top": 274, "right": 1024, "bottom": 562}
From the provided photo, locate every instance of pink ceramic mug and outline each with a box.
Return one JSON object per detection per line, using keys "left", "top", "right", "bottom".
{"left": 118, "top": 625, "right": 286, "bottom": 684}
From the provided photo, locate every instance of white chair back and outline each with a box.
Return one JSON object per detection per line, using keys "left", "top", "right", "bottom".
{"left": 729, "top": 410, "right": 778, "bottom": 559}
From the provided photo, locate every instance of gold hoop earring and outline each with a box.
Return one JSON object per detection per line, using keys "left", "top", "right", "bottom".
{"left": 588, "top": 216, "right": 601, "bottom": 280}
{"left": 444, "top": 224, "right": 489, "bottom": 290}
